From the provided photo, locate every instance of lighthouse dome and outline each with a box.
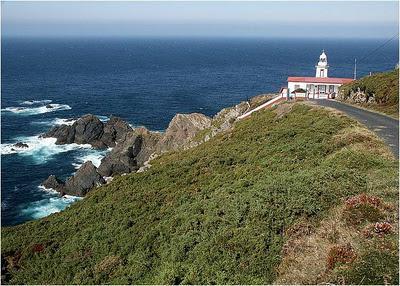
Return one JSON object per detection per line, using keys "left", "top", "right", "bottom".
{"left": 319, "top": 50, "right": 327, "bottom": 64}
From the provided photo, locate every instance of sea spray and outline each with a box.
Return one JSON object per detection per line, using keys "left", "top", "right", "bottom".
{"left": 1, "top": 103, "right": 71, "bottom": 116}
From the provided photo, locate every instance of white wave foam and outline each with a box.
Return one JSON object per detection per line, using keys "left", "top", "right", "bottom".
{"left": 53, "top": 118, "right": 76, "bottom": 125}
{"left": 97, "top": 115, "right": 109, "bottom": 122}
{"left": 32, "top": 115, "right": 108, "bottom": 127}
{"left": 21, "top": 187, "right": 81, "bottom": 220}
{"left": 1, "top": 103, "right": 71, "bottom": 116}
{"left": 72, "top": 148, "right": 110, "bottom": 169}
{"left": 20, "top": 99, "right": 52, "bottom": 106}
{"left": 31, "top": 117, "right": 77, "bottom": 127}
{"left": 1, "top": 135, "right": 92, "bottom": 163}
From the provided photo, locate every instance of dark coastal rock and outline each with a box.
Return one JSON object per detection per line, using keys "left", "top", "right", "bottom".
{"left": 97, "top": 132, "right": 142, "bottom": 177}
{"left": 134, "top": 127, "right": 162, "bottom": 166}
{"left": 43, "top": 114, "right": 134, "bottom": 149}
{"left": 14, "top": 142, "right": 29, "bottom": 149}
{"left": 156, "top": 113, "right": 212, "bottom": 152}
{"left": 44, "top": 124, "right": 76, "bottom": 145}
{"left": 39, "top": 100, "right": 254, "bottom": 197}
{"left": 101, "top": 116, "right": 133, "bottom": 147}
{"left": 46, "top": 104, "right": 54, "bottom": 109}
{"left": 42, "top": 175, "right": 66, "bottom": 195}
{"left": 73, "top": 115, "right": 105, "bottom": 148}
{"left": 64, "top": 161, "right": 105, "bottom": 196}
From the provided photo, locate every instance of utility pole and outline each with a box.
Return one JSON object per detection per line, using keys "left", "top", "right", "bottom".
{"left": 353, "top": 58, "right": 357, "bottom": 80}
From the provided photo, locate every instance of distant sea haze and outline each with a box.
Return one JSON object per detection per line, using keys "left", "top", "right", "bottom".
{"left": 1, "top": 37, "right": 398, "bottom": 226}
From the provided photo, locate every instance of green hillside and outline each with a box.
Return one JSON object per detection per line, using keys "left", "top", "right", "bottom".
{"left": 2, "top": 103, "right": 398, "bottom": 284}
{"left": 339, "top": 69, "right": 399, "bottom": 118}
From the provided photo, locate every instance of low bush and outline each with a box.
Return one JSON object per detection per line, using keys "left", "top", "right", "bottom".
{"left": 327, "top": 243, "right": 357, "bottom": 270}
{"left": 1, "top": 104, "right": 397, "bottom": 284}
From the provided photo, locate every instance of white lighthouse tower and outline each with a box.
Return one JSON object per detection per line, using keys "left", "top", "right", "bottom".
{"left": 315, "top": 50, "right": 329, "bottom": 78}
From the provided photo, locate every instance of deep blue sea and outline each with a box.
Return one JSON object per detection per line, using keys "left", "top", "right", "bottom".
{"left": 1, "top": 38, "right": 398, "bottom": 226}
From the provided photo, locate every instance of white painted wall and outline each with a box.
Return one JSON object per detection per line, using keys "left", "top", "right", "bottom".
{"left": 315, "top": 67, "right": 328, "bottom": 78}
{"left": 287, "top": 81, "right": 342, "bottom": 99}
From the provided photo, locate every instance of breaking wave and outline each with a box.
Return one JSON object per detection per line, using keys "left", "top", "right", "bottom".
{"left": 20, "top": 99, "right": 53, "bottom": 106}
{"left": 21, "top": 186, "right": 81, "bottom": 220}
{"left": 1, "top": 135, "right": 92, "bottom": 163}
{"left": 1, "top": 103, "right": 71, "bottom": 116}
{"left": 32, "top": 117, "right": 77, "bottom": 126}
{"left": 72, "top": 148, "right": 110, "bottom": 169}
{"left": 32, "top": 115, "right": 109, "bottom": 127}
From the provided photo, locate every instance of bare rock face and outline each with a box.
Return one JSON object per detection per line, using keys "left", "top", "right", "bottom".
{"left": 211, "top": 102, "right": 249, "bottom": 135}
{"left": 100, "top": 116, "right": 133, "bottom": 147}
{"left": 64, "top": 161, "right": 105, "bottom": 196}
{"left": 156, "top": 113, "right": 212, "bottom": 152}
{"left": 43, "top": 114, "right": 133, "bottom": 149}
{"left": 44, "top": 124, "right": 76, "bottom": 145}
{"left": 73, "top": 115, "right": 105, "bottom": 148}
{"left": 42, "top": 175, "right": 66, "bottom": 194}
{"left": 97, "top": 132, "right": 143, "bottom": 177}
{"left": 43, "top": 114, "right": 103, "bottom": 147}
{"left": 134, "top": 127, "right": 162, "bottom": 166}
{"left": 39, "top": 98, "right": 259, "bottom": 196}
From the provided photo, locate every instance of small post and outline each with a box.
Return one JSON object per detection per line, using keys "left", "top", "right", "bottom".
{"left": 353, "top": 58, "right": 357, "bottom": 80}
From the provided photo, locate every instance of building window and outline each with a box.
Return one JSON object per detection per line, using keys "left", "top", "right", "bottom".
{"left": 294, "top": 84, "right": 300, "bottom": 90}
{"left": 329, "top": 85, "right": 334, "bottom": 92}
{"left": 320, "top": 70, "right": 324, "bottom": 77}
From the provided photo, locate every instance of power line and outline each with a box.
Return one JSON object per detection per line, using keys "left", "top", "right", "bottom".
{"left": 357, "top": 34, "right": 399, "bottom": 64}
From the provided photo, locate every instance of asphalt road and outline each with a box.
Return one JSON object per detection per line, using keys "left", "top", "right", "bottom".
{"left": 313, "top": 99, "right": 399, "bottom": 158}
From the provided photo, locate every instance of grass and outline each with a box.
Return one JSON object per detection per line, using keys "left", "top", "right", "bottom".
{"left": 1, "top": 103, "right": 398, "bottom": 284}
{"left": 275, "top": 121, "right": 398, "bottom": 285}
{"left": 338, "top": 69, "right": 399, "bottom": 118}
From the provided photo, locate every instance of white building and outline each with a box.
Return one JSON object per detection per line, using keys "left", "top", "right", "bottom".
{"left": 280, "top": 50, "right": 353, "bottom": 99}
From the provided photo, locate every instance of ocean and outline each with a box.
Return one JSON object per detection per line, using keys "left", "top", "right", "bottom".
{"left": 1, "top": 37, "right": 398, "bottom": 226}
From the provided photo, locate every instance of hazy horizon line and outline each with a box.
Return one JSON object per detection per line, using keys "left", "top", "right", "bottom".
{"left": 3, "top": 35, "right": 398, "bottom": 41}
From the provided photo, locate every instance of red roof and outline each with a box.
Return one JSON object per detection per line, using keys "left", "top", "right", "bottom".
{"left": 287, "top": 77, "right": 354, "bottom": 84}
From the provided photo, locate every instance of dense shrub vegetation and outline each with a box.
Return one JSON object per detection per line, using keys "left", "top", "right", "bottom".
{"left": 339, "top": 69, "right": 399, "bottom": 117}
{"left": 1, "top": 104, "right": 398, "bottom": 284}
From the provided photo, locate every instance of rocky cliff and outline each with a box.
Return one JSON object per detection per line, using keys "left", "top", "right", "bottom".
{"left": 40, "top": 98, "right": 256, "bottom": 196}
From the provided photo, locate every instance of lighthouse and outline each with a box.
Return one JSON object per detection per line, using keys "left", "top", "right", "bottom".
{"left": 315, "top": 50, "right": 329, "bottom": 78}
{"left": 280, "top": 50, "right": 354, "bottom": 99}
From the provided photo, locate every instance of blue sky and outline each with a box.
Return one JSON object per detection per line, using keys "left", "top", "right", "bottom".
{"left": 2, "top": 1, "right": 399, "bottom": 38}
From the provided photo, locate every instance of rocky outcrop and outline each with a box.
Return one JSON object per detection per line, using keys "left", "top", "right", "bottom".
{"left": 44, "top": 124, "right": 76, "bottom": 145}
{"left": 134, "top": 127, "right": 162, "bottom": 166}
{"left": 42, "top": 175, "right": 66, "bottom": 194}
{"left": 42, "top": 162, "right": 105, "bottom": 197}
{"left": 97, "top": 132, "right": 142, "bottom": 177}
{"left": 156, "top": 113, "right": 212, "bottom": 152}
{"left": 40, "top": 97, "right": 262, "bottom": 196}
{"left": 248, "top": 93, "right": 276, "bottom": 109}
{"left": 338, "top": 88, "right": 376, "bottom": 104}
{"left": 43, "top": 114, "right": 133, "bottom": 149}
{"left": 65, "top": 161, "right": 105, "bottom": 196}
{"left": 100, "top": 116, "right": 133, "bottom": 147}
{"left": 211, "top": 101, "right": 249, "bottom": 135}
{"left": 13, "top": 142, "right": 29, "bottom": 149}
{"left": 72, "top": 115, "right": 105, "bottom": 148}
